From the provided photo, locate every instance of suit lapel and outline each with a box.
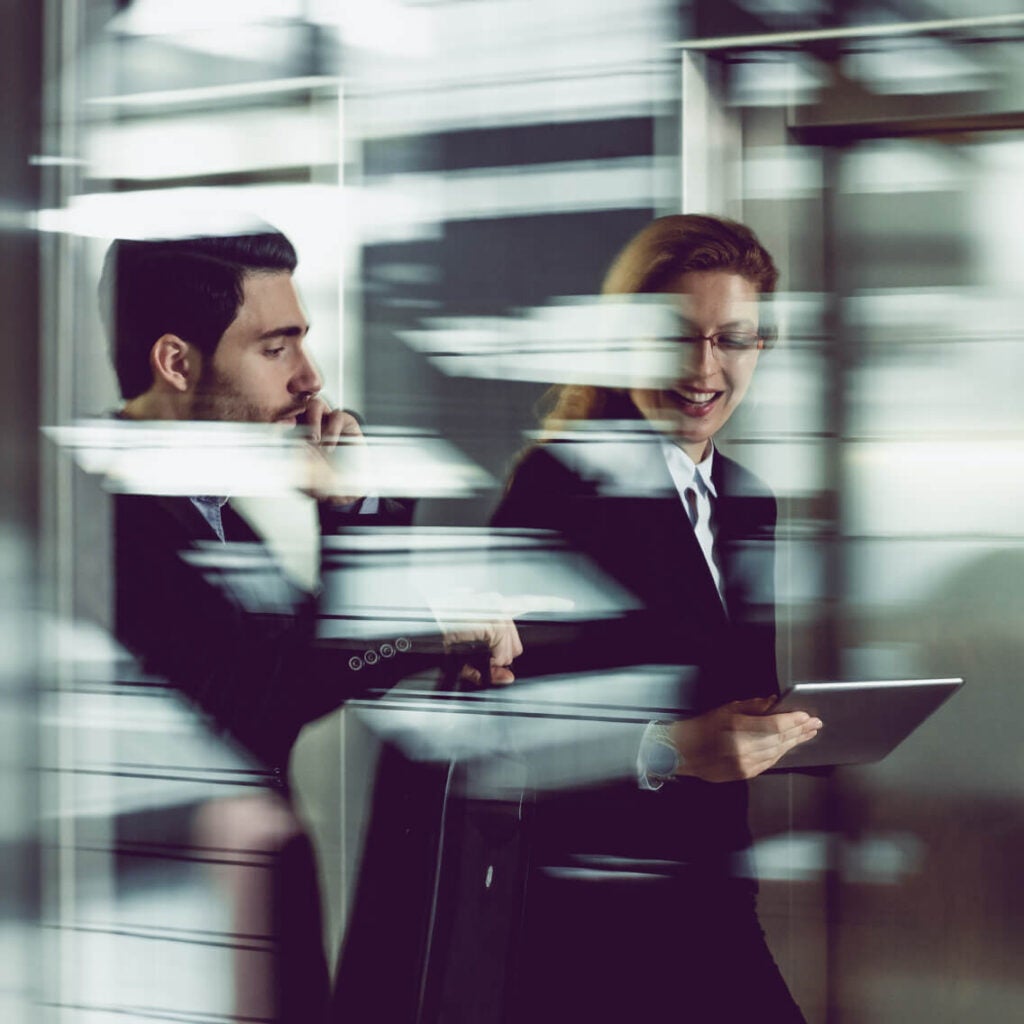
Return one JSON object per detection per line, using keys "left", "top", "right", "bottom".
{"left": 623, "top": 452, "right": 728, "bottom": 629}
{"left": 711, "top": 454, "right": 775, "bottom": 624}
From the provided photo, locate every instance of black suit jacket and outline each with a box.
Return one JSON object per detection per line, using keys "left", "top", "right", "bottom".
{"left": 491, "top": 437, "right": 779, "bottom": 865}
{"left": 114, "top": 492, "right": 428, "bottom": 779}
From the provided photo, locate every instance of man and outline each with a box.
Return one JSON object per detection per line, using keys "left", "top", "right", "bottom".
{"left": 100, "top": 225, "right": 519, "bottom": 1021}
{"left": 103, "top": 227, "right": 518, "bottom": 767}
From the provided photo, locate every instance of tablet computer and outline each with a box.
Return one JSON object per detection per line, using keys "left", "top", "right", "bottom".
{"left": 770, "top": 677, "right": 964, "bottom": 768}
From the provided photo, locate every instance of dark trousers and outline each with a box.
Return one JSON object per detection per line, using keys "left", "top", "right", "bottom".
{"left": 514, "top": 866, "right": 807, "bottom": 1024}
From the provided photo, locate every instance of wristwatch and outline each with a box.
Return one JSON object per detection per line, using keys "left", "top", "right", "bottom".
{"left": 640, "top": 721, "right": 682, "bottom": 782}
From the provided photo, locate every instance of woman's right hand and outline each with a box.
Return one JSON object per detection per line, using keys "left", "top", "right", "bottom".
{"left": 668, "top": 697, "right": 821, "bottom": 782}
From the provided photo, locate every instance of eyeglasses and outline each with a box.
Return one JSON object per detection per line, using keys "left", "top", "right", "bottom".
{"left": 673, "top": 331, "right": 764, "bottom": 360}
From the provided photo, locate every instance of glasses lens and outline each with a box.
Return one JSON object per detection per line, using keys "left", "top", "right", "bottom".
{"left": 715, "top": 332, "right": 760, "bottom": 354}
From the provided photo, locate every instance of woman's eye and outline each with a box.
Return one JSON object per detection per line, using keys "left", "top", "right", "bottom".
{"left": 718, "top": 333, "right": 758, "bottom": 350}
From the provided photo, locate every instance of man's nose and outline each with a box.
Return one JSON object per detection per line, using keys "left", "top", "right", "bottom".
{"left": 290, "top": 348, "right": 323, "bottom": 396}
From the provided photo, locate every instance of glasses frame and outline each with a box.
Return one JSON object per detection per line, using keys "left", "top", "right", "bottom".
{"left": 672, "top": 330, "right": 769, "bottom": 360}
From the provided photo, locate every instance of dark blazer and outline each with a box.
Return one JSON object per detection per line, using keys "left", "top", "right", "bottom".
{"left": 491, "top": 436, "right": 779, "bottom": 865}
{"left": 114, "top": 492, "right": 428, "bottom": 779}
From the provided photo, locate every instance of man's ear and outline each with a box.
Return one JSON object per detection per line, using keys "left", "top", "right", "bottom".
{"left": 150, "top": 334, "right": 200, "bottom": 392}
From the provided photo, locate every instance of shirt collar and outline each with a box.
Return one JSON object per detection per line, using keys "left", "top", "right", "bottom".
{"left": 661, "top": 441, "right": 718, "bottom": 499}
{"left": 193, "top": 495, "right": 229, "bottom": 508}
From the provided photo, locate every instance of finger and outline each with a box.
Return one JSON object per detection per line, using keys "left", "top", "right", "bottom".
{"left": 458, "top": 665, "right": 482, "bottom": 686}
{"left": 734, "top": 710, "right": 816, "bottom": 734}
{"left": 318, "top": 408, "right": 347, "bottom": 448}
{"left": 338, "top": 409, "right": 365, "bottom": 440}
{"left": 323, "top": 409, "right": 366, "bottom": 446}
{"left": 790, "top": 721, "right": 822, "bottom": 745}
{"left": 784, "top": 716, "right": 823, "bottom": 738}
{"left": 488, "top": 621, "right": 521, "bottom": 666}
{"left": 508, "top": 621, "right": 524, "bottom": 661}
{"left": 489, "top": 665, "right": 515, "bottom": 685}
{"left": 760, "top": 724, "right": 822, "bottom": 772}
{"left": 304, "top": 396, "right": 329, "bottom": 442}
{"left": 721, "top": 718, "right": 820, "bottom": 762}
{"left": 730, "top": 697, "right": 775, "bottom": 713}
{"left": 735, "top": 724, "right": 820, "bottom": 776}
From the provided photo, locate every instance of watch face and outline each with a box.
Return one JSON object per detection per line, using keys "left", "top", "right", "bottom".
{"left": 644, "top": 742, "right": 679, "bottom": 779}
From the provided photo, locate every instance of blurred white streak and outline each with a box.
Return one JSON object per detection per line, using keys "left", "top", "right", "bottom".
{"left": 428, "top": 590, "right": 577, "bottom": 626}
{"left": 352, "top": 667, "right": 694, "bottom": 795}
{"left": 751, "top": 831, "right": 924, "bottom": 884}
{"left": 361, "top": 157, "right": 672, "bottom": 242}
{"left": 857, "top": 288, "right": 1024, "bottom": 344}
{"left": 729, "top": 441, "right": 825, "bottom": 501}
{"left": 843, "top": 36, "right": 992, "bottom": 96}
{"left": 40, "top": 623, "right": 258, "bottom": 819}
{"left": 744, "top": 148, "right": 823, "bottom": 200}
{"left": 844, "top": 287, "right": 1024, "bottom": 338}
{"left": 677, "top": 11, "right": 1024, "bottom": 51}
{"left": 87, "top": 76, "right": 340, "bottom": 111}
{"left": 400, "top": 295, "right": 686, "bottom": 387}
{"left": 318, "top": 529, "right": 640, "bottom": 643}
{"left": 846, "top": 288, "right": 1024, "bottom": 440}
{"left": 841, "top": 141, "right": 965, "bottom": 195}
{"left": 334, "top": 0, "right": 436, "bottom": 56}
{"left": 526, "top": 429, "right": 683, "bottom": 499}
{"left": 325, "top": 431, "right": 494, "bottom": 498}
{"left": 108, "top": 1, "right": 323, "bottom": 65}
{"left": 109, "top": 0, "right": 306, "bottom": 37}
{"left": 35, "top": 188, "right": 304, "bottom": 240}
{"left": 351, "top": 0, "right": 674, "bottom": 134}
{"left": 46, "top": 421, "right": 308, "bottom": 497}
{"left": 356, "top": 68, "right": 674, "bottom": 136}
{"left": 43, "top": 689, "right": 255, "bottom": 819}
{"left": 185, "top": 539, "right": 315, "bottom": 612}
{"left": 83, "top": 104, "right": 339, "bottom": 181}
{"left": 728, "top": 51, "right": 826, "bottom": 107}
{"left": 46, "top": 422, "right": 492, "bottom": 500}
{"left": 29, "top": 155, "right": 88, "bottom": 167}
{"left": 847, "top": 440, "right": 1024, "bottom": 537}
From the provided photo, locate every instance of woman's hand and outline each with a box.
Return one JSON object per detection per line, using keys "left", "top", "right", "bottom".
{"left": 668, "top": 697, "right": 821, "bottom": 782}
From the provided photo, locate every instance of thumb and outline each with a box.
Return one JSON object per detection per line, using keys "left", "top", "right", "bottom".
{"left": 730, "top": 696, "right": 775, "bottom": 714}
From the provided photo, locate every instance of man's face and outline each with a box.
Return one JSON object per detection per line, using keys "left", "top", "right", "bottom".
{"left": 629, "top": 270, "right": 762, "bottom": 462}
{"left": 191, "top": 271, "right": 321, "bottom": 424}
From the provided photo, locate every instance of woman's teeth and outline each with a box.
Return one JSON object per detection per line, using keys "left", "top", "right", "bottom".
{"left": 677, "top": 389, "right": 718, "bottom": 406}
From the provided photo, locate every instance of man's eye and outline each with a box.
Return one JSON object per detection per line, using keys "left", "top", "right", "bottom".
{"left": 264, "top": 346, "right": 286, "bottom": 358}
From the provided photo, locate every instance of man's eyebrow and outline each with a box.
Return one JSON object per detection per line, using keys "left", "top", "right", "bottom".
{"left": 257, "top": 323, "right": 309, "bottom": 340}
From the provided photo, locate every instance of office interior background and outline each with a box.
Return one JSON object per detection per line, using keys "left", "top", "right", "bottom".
{"left": 2, "top": 0, "right": 1023, "bottom": 1021}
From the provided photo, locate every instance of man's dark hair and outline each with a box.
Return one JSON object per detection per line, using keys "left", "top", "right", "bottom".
{"left": 100, "top": 229, "right": 298, "bottom": 399}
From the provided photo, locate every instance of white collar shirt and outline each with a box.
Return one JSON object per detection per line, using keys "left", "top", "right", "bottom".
{"left": 661, "top": 441, "right": 726, "bottom": 608}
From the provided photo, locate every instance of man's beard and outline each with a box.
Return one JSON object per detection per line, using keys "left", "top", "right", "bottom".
{"left": 191, "top": 364, "right": 304, "bottom": 424}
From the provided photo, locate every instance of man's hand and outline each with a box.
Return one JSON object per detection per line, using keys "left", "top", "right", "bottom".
{"left": 442, "top": 617, "right": 524, "bottom": 686}
{"left": 301, "top": 396, "right": 365, "bottom": 505}
{"left": 668, "top": 697, "right": 821, "bottom": 782}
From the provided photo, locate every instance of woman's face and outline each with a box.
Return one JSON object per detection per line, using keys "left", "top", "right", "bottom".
{"left": 629, "top": 270, "right": 762, "bottom": 462}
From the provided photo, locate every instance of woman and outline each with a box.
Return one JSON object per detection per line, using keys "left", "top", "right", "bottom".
{"left": 493, "top": 215, "right": 820, "bottom": 1022}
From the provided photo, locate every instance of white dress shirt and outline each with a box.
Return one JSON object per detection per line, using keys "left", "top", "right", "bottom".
{"left": 661, "top": 442, "right": 726, "bottom": 609}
